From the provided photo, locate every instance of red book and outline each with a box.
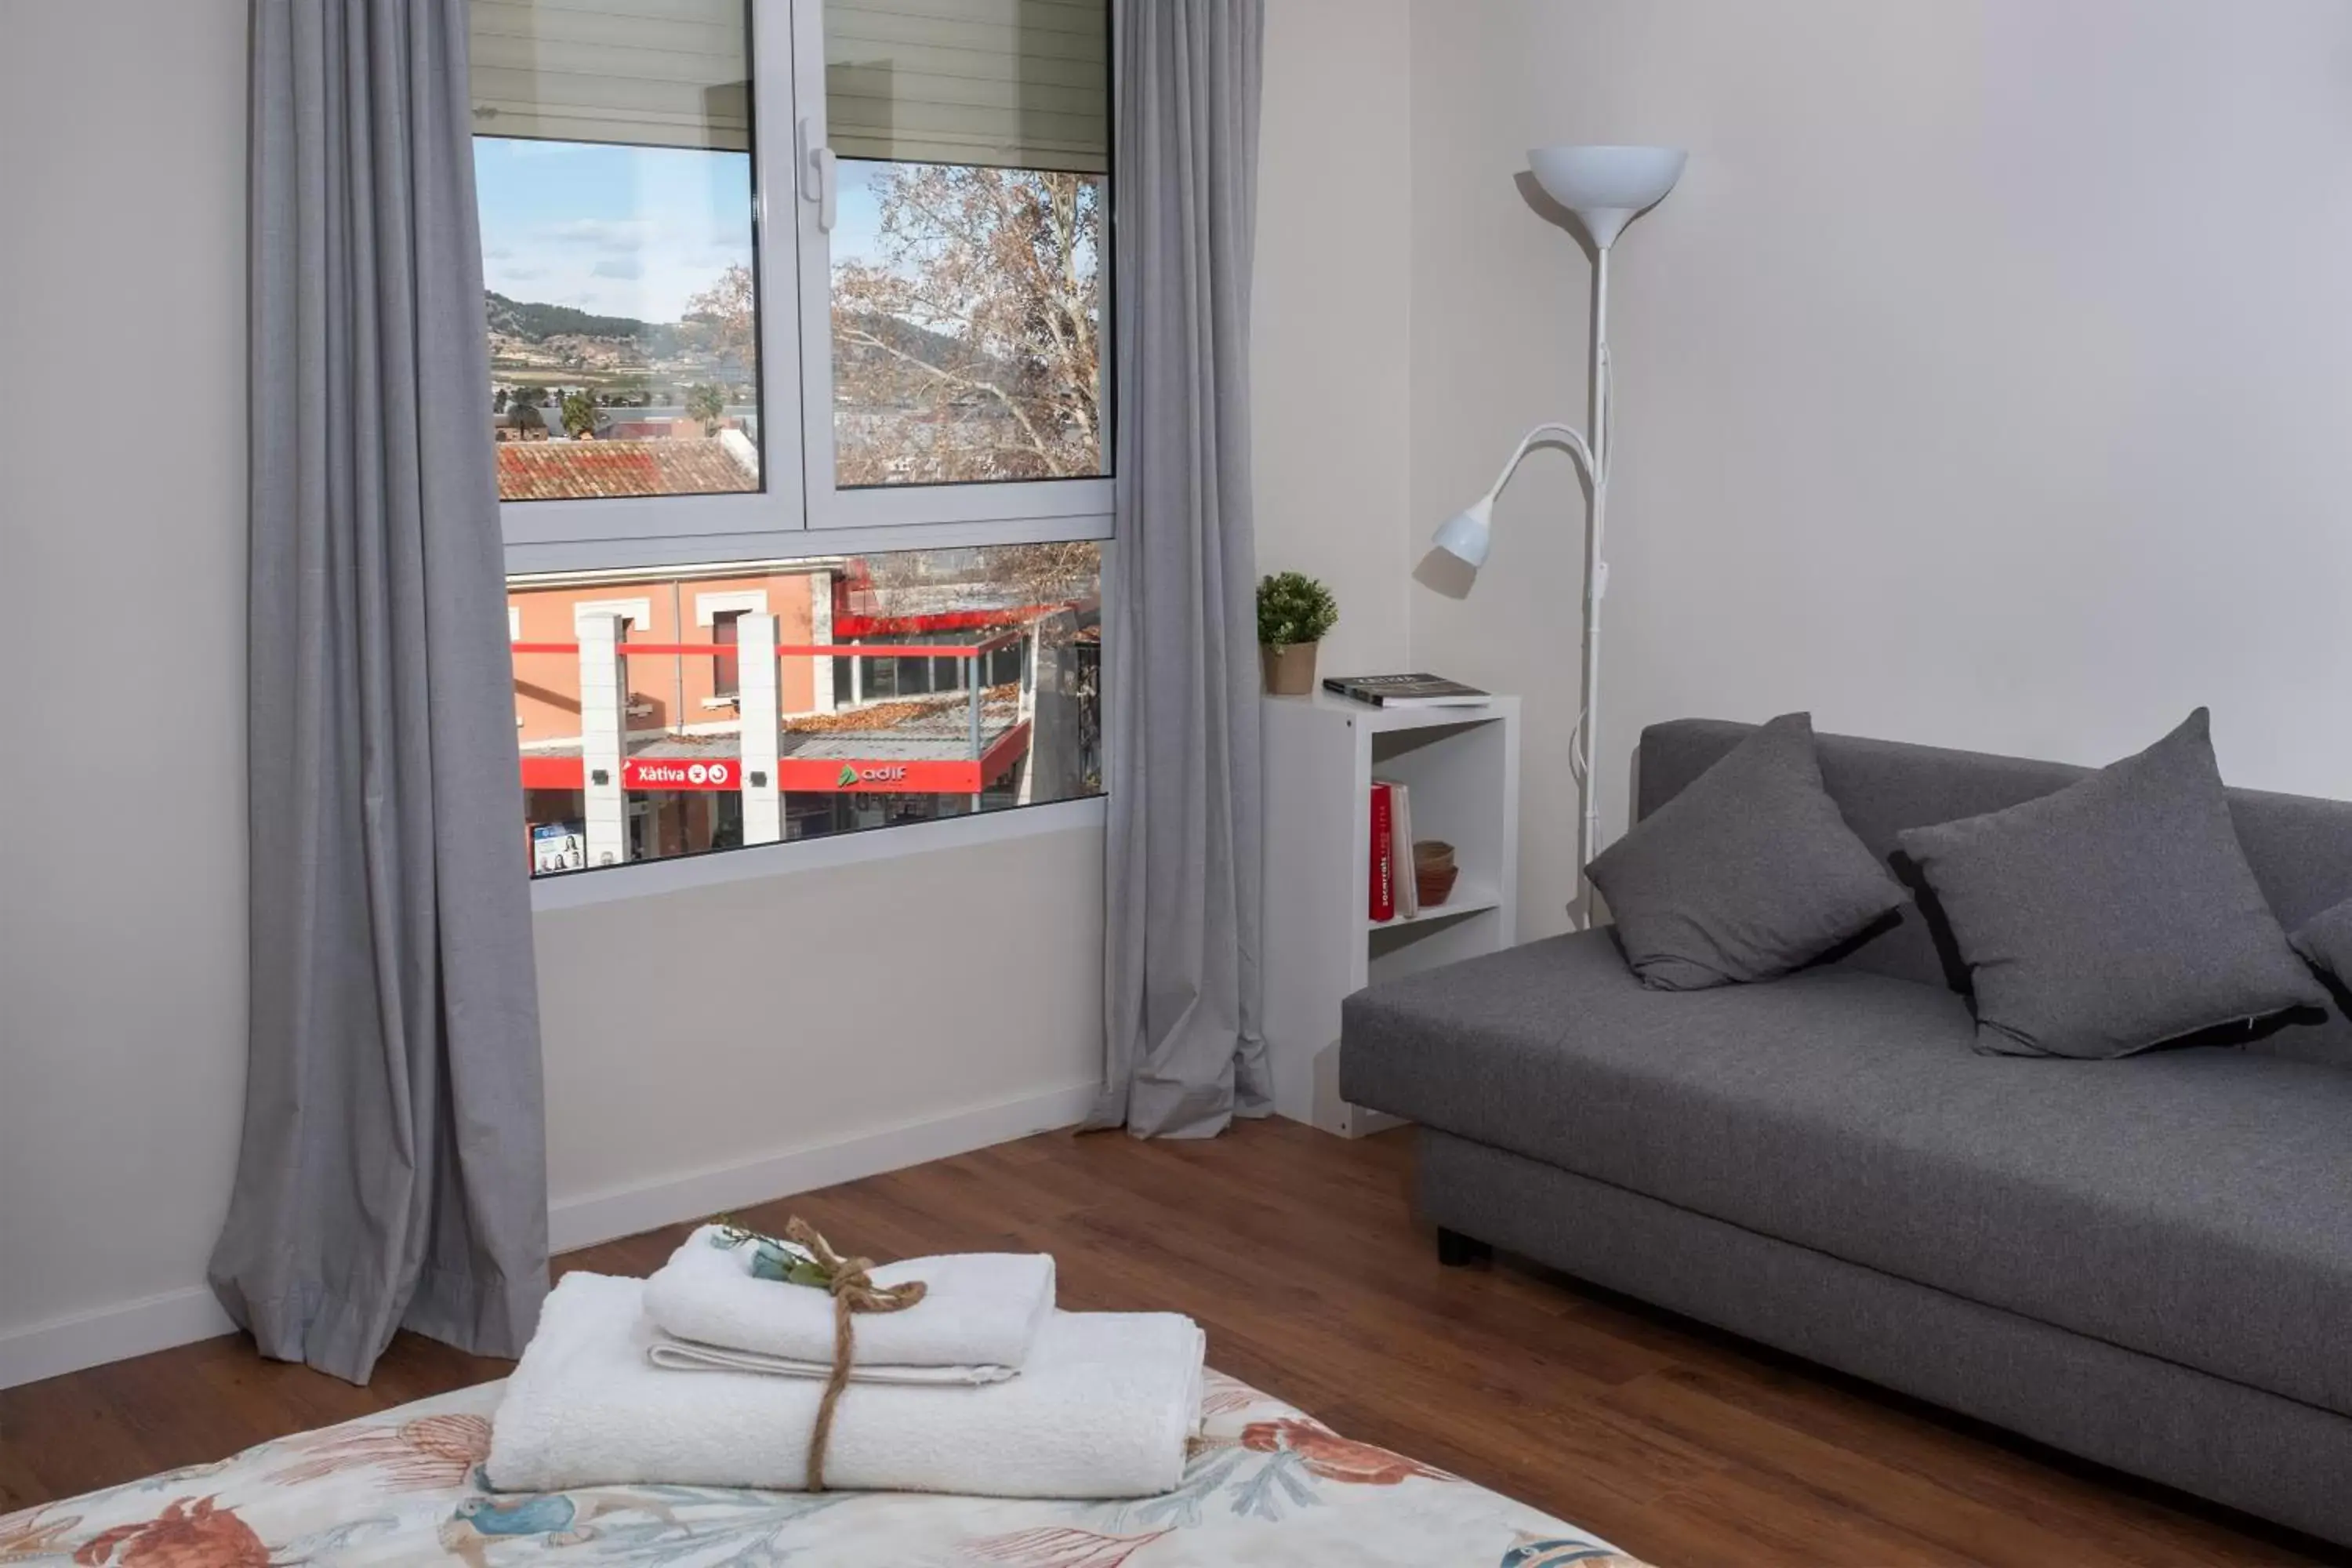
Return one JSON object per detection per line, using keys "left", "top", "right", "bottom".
{"left": 1369, "top": 782, "right": 1396, "bottom": 922}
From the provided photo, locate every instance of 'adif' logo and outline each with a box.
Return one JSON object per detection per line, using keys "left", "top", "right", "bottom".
{"left": 836, "top": 764, "right": 859, "bottom": 788}
{"left": 835, "top": 764, "right": 911, "bottom": 788}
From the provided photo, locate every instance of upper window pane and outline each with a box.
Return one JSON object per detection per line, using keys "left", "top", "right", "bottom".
{"left": 825, "top": 0, "right": 1109, "bottom": 488}
{"left": 469, "top": 0, "right": 763, "bottom": 502}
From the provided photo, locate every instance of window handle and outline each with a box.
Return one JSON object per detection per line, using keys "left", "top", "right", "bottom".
{"left": 797, "top": 116, "right": 837, "bottom": 233}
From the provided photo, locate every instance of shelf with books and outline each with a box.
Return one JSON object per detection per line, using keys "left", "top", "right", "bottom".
{"left": 1261, "top": 691, "right": 1520, "bottom": 1138}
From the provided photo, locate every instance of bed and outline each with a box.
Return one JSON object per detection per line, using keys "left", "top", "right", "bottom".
{"left": 2, "top": 1370, "right": 1647, "bottom": 1566}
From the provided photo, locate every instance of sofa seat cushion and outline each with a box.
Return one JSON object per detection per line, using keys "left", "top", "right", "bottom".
{"left": 1340, "top": 928, "right": 2352, "bottom": 1418}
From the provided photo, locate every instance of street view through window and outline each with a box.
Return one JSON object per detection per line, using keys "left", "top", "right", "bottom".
{"left": 513, "top": 543, "right": 1102, "bottom": 875}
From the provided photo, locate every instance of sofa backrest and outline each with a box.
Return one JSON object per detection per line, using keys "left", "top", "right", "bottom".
{"left": 1635, "top": 718, "right": 2352, "bottom": 1069}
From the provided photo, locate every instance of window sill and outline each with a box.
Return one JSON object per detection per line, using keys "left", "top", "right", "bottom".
{"left": 527, "top": 793, "right": 1106, "bottom": 913}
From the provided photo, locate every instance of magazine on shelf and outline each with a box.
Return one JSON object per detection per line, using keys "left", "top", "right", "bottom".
{"left": 1323, "top": 673, "right": 1490, "bottom": 709}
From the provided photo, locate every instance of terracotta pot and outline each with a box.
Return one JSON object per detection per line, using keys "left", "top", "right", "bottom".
{"left": 1261, "top": 641, "right": 1320, "bottom": 695}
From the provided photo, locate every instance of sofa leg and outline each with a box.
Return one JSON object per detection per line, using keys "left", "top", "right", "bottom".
{"left": 1436, "top": 1227, "right": 1491, "bottom": 1268}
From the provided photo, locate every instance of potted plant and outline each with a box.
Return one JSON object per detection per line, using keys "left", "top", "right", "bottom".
{"left": 1257, "top": 571, "right": 1338, "bottom": 695}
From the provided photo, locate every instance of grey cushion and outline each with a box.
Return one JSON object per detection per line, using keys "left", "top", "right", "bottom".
{"left": 1339, "top": 929, "right": 2352, "bottom": 1418}
{"left": 1895, "top": 709, "right": 2326, "bottom": 1058}
{"left": 1636, "top": 717, "right": 2352, "bottom": 1070}
{"left": 1585, "top": 712, "right": 1906, "bottom": 990}
{"left": 2296, "top": 897, "right": 2352, "bottom": 986}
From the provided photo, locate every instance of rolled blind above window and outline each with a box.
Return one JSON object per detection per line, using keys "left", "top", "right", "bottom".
{"left": 469, "top": 0, "right": 751, "bottom": 152}
{"left": 826, "top": 0, "right": 1108, "bottom": 175}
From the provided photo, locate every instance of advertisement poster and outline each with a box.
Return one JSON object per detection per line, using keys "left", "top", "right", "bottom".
{"left": 532, "top": 821, "right": 586, "bottom": 876}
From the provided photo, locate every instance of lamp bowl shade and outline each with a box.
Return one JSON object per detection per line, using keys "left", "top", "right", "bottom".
{"left": 1432, "top": 503, "right": 1493, "bottom": 569}
{"left": 1527, "top": 144, "right": 1686, "bottom": 248}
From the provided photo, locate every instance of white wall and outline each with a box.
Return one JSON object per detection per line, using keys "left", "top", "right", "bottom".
{"left": 1407, "top": 0, "right": 2352, "bottom": 938}
{"left": 1251, "top": 0, "right": 1416, "bottom": 674}
{"left": 0, "top": 0, "right": 253, "bottom": 1374}
{"left": 0, "top": 1, "right": 1102, "bottom": 1387}
{"left": 536, "top": 823, "right": 1102, "bottom": 1249}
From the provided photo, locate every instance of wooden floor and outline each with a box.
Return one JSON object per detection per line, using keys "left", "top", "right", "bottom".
{"left": 2, "top": 1120, "right": 2333, "bottom": 1566}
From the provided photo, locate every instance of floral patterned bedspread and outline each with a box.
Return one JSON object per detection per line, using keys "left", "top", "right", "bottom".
{"left": 1, "top": 1370, "right": 1647, "bottom": 1566}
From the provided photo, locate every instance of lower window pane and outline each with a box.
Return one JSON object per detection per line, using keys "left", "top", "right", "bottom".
{"left": 510, "top": 542, "right": 1102, "bottom": 876}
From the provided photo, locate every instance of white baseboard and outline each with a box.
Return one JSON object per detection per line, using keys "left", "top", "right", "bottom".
{"left": 0, "top": 1082, "right": 1098, "bottom": 1392}
{"left": 0, "top": 1285, "right": 238, "bottom": 1392}
{"left": 548, "top": 1080, "right": 1099, "bottom": 1253}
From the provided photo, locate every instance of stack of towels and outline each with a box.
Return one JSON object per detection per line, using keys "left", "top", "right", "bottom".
{"left": 485, "top": 1225, "right": 1207, "bottom": 1500}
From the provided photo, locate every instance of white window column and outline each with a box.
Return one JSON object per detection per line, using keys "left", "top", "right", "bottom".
{"left": 1015, "top": 622, "right": 1039, "bottom": 806}
{"left": 578, "top": 612, "right": 629, "bottom": 866}
{"left": 736, "top": 612, "right": 783, "bottom": 846}
{"left": 808, "top": 570, "right": 836, "bottom": 715}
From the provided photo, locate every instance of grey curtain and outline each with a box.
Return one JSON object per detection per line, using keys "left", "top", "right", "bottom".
{"left": 212, "top": 0, "right": 548, "bottom": 1384}
{"left": 1092, "top": 0, "right": 1271, "bottom": 1138}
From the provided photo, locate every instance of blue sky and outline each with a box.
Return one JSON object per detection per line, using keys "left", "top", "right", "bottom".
{"left": 474, "top": 137, "right": 885, "bottom": 325}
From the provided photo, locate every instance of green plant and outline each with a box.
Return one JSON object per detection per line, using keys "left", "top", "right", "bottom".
{"left": 685, "top": 382, "right": 728, "bottom": 434}
{"left": 560, "top": 389, "right": 601, "bottom": 438}
{"left": 1257, "top": 571, "right": 1338, "bottom": 647}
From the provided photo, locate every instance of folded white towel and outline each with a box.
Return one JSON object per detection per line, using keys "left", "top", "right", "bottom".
{"left": 487, "top": 1273, "right": 1205, "bottom": 1499}
{"left": 644, "top": 1338, "right": 1012, "bottom": 1385}
{"left": 642, "top": 1225, "right": 1054, "bottom": 1374}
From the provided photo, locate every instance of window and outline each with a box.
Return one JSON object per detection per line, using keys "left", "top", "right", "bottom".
{"left": 793, "top": 0, "right": 1111, "bottom": 530}
{"left": 816, "top": 0, "right": 1108, "bottom": 489}
{"left": 711, "top": 608, "right": 744, "bottom": 699}
{"left": 511, "top": 543, "right": 1100, "bottom": 876}
{"left": 474, "top": 0, "right": 1112, "bottom": 880}
{"left": 470, "top": 0, "right": 763, "bottom": 502}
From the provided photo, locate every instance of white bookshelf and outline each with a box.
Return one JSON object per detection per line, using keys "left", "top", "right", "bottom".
{"left": 1261, "top": 690, "right": 1521, "bottom": 1137}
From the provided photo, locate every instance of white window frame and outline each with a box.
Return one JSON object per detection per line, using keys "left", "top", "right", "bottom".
{"left": 784, "top": 0, "right": 1112, "bottom": 535}
{"left": 478, "top": 0, "right": 1117, "bottom": 906}
{"left": 696, "top": 591, "right": 764, "bottom": 707}
{"left": 531, "top": 793, "right": 1106, "bottom": 912}
{"left": 492, "top": 0, "right": 1115, "bottom": 573}
{"left": 570, "top": 597, "right": 652, "bottom": 633}
{"left": 692, "top": 589, "right": 769, "bottom": 626}
{"left": 492, "top": 7, "right": 801, "bottom": 564}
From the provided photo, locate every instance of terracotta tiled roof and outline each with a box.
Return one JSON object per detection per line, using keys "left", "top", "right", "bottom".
{"left": 495, "top": 438, "right": 756, "bottom": 501}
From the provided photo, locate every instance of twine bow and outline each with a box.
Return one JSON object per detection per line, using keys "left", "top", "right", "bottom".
{"left": 777, "top": 1217, "right": 926, "bottom": 1492}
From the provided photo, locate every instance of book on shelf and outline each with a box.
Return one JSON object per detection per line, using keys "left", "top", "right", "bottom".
{"left": 1368, "top": 782, "right": 1396, "bottom": 923}
{"left": 1376, "top": 776, "right": 1417, "bottom": 919}
{"left": 1323, "top": 672, "right": 1490, "bottom": 709}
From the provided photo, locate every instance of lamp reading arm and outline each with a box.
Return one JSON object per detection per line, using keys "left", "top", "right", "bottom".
{"left": 1476, "top": 421, "right": 1598, "bottom": 506}
{"left": 1465, "top": 421, "right": 1608, "bottom": 906}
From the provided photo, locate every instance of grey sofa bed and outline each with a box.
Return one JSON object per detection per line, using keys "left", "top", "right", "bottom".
{"left": 1339, "top": 719, "right": 2352, "bottom": 1547}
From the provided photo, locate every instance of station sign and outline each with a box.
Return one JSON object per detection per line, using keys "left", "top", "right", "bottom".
{"left": 622, "top": 757, "right": 735, "bottom": 790}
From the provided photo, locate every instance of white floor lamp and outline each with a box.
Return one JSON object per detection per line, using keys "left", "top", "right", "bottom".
{"left": 1429, "top": 143, "right": 1686, "bottom": 925}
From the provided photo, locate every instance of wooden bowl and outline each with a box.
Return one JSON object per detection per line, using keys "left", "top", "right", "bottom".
{"left": 1416, "top": 864, "right": 1459, "bottom": 909}
{"left": 1412, "top": 839, "right": 1454, "bottom": 869}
